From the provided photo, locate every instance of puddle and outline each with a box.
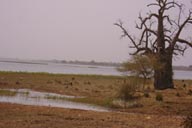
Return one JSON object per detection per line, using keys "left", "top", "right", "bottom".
{"left": 0, "top": 89, "right": 109, "bottom": 112}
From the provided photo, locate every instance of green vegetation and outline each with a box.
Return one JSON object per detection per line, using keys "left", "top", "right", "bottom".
{"left": 144, "top": 92, "right": 150, "bottom": 98}
{"left": 45, "top": 95, "right": 68, "bottom": 100}
{"left": 20, "top": 91, "right": 30, "bottom": 96}
{"left": 155, "top": 93, "right": 163, "bottom": 102}
{"left": 44, "top": 94, "right": 114, "bottom": 108}
{"left": 0, "top": 90, "right": 17, "bottom": 96}
{"left": 118, "top": 55, "right": 154, "bottom": 79}
{"left": 118, "top": 77, "right": 139, "bottom": 101}
{"left": 70, "top": 97, "right": 114, "bottom": 108}
{"left": 118, "top": 55, "right": 163, "bottom": 90}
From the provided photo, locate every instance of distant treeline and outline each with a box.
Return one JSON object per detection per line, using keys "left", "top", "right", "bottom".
{"left": 0, "top": 60, "right": 47, "bottom": 65}
{"left": 173, "top": 65, "right": 192, "bottom": 71}
{"left": 57, "top": 60, "right": 192, "bottom": 71}
{"left": 59, "top": 60, "right": 120, "bottom": 67}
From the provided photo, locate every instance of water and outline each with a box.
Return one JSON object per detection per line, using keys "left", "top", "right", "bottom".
{"left": 173, "top": 70, "right": 192, "bottom": 80}
{"left": 0, "top": 89, "right": 109, "bottom": 112}
{"left": 0, "top": 61, "right": 120, "bottom": 76}
{"left": 0, "top": 61, "right": 191, "bottom": 80}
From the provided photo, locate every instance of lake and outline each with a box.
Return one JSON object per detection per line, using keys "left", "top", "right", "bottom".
{"left": 0, "top": 61, "right": 191, "bottom": 80}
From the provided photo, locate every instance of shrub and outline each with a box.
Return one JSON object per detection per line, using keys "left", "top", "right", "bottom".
{"left": 55, "top": 79, "right": 62, "bottom": 84}
{"left": 181, "top": 113, "right": 192, "bottom": 128}
{"left": 156, "top": 93, "right": 163, "bottom": 101}
{"left": 176, "top": 92, "right": 181, "bottom": 97}
{"left": 118, "top": 78, "right": 139, "bottom": 101}
{"left": 183, "top": 84, "right": 186, "bottom": 88}
{"left": 118, "top": 83, "right": 135, "bottom": 101}
{"left": 15, "top": 81, "right": 20, "bottom": 85}
{"left": 144, "top": 92, "right": 150, "bottom": 98}
{"left": 188, "top": 90, "right": 192, "bottom": 96}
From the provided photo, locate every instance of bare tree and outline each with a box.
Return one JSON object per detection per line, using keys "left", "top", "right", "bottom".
{"left": 115, "top": 0, "right": 192, "bottom": 89}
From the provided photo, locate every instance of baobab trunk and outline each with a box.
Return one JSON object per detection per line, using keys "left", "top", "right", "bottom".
{"left": 154, "top": 52, "right": 174, "bottom": 90}
{"left": 154, "top": 11, "right": 174, "bottom": 89}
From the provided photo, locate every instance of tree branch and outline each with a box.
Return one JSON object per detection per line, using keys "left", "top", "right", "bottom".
{"left": 114, "top": 21, "right": 138, "bottom": 49}
{"left": 173, "top": 45, "right": 188, "bottom": 56}
{"left": 137, "top": 13, "right": 159, "bottom": 29}
{"left": 173, "top": 11, "right": 192, "bottom": 47}
{"left": 177, "top": 39, "right": 192, "bottom": 47}
{"left": 132, "top": 47, "right": 152, "bottom": 55}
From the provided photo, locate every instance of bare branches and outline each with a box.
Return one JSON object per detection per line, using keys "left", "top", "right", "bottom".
{"left": 177, "top": 39, "right": 192, "bottom": 47}
{"left": 114, "top": 21, "right": 138, "bottom": 49}
{"left": 165, "top": 1, "right": 183, "bottom": 10}
{"left": 115, "top": 19, "right": 155, "bottom": 55}
{"left": 115, "top": 0, "right": 192, "bottom": 57}
{"left": 172, "top": 11, "right": 192, "bottom": 47}
{"left": 163, "top": 15, "right": 172, "bottom": 25}
{"left": 173, "top": 44, "right": 188, "bottom": 56}
{"left": 148, "top": 0, "right": 183, "bottom": 15}
{"left": 137, "top": 13, "right": 158, "bottom": 29}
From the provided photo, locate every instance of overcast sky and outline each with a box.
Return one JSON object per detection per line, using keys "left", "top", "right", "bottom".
{"left": 0, "top": 0, "right": 191, "bottom": 66}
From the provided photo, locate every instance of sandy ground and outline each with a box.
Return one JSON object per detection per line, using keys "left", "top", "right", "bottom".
{"left": 0, "top": 103, "right": 183, "bottom": 128}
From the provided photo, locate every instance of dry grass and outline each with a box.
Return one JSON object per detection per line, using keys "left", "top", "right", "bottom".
{"left": 0, "top": 71, "right": 192, "bottom": 127}
{"left": 0, "top": 71, "right": 192, "bottom": 116}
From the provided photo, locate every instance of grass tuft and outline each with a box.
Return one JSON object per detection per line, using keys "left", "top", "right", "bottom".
{"left": 155, "top": 93, "right": 163, "bottom": 102}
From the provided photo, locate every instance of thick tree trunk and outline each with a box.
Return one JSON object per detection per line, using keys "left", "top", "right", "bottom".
{"left": 154, "top": 53, "right": 174, "bottom": 90}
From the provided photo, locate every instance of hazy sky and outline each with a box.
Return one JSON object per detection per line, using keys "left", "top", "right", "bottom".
{"left": 0, "top": 0, "right": 191, "bottom": 65}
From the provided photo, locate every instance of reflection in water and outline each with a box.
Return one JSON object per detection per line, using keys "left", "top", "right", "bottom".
{"left": 0, "top": 89, "right": 109, "bottom": 112}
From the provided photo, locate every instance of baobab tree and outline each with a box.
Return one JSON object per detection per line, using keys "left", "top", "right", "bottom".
{"left": 115, "top": 0, "right": 192, "bottom": 90}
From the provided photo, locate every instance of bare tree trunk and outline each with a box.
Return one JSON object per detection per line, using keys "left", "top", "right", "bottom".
{"left": 154, "top": 53, "right": 174, "bottom": 90}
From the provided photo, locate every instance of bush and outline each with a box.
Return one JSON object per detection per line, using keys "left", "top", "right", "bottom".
{"left": 188, "top": 90, "right": 192, "bottom": 96}
{"left": 118, "top": 83, "right": 136, "bottom": 101}
{"left": 181, "top": 113, "right": 192, "bottom": 128}
{"left": 176, "top": 92, "right": 181, "bottom": 97}
{"left": 144, "top": 92, "right": 150, "bottom": 98}
{"left": 118, "top": 78, "right": 139, "bottom": 101}
{"left": 183, "top": 84, "right": 186, "bottom": 88}
{"left": 156, "top": 93, "right": 163, "bottom": 101}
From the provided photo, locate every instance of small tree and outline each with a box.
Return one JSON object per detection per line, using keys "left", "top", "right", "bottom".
{"left": 118, "top": 54, "right": 162, "bottom": 89}
{"left": 119, "top": 55, "right": 153, "bottom": 78}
